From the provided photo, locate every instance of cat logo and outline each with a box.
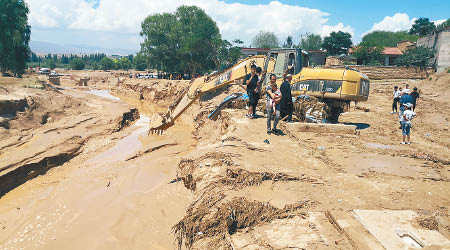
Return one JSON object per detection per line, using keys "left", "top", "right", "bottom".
{"left": 215, "top": 70, "right": 232, "bottom": 86}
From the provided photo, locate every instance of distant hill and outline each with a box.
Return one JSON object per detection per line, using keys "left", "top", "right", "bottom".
{"left": 30, "top": 41, "right": 137, "bottom": 56}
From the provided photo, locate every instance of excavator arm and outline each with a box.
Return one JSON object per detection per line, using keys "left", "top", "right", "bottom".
{"left": 149, "top": 55, "right": 274, "bottom": 134}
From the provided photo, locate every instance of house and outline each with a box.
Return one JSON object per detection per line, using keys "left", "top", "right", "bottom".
{"left": 382, "top": 47, "right": 403, "bottom": 66}
{"left": 348, "top": 45, "right": 404, "bottom": 66}
{"left": 241, "top": 47, "right": 270, "bottom": 57}
{"left": 416, "top": 27, "right": 450, "bottom": 72}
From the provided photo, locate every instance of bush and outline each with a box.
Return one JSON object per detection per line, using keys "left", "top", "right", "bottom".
{"left": 396, "top": 46, "right": 434, "bottom": 69}
{"left": 70, "top": 58, "right": 85, "bottom": 70}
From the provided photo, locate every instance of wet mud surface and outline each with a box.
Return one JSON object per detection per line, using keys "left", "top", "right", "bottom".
{"left": 1, "top": 71, "right": 449, "bottom": 249}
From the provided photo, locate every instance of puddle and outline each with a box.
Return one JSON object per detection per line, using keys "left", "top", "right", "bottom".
{"left": 342, "top": 153, "right": 440, "bottom": 178}
{"left": 86, "top": 89, "right": 120, "bottom": 101}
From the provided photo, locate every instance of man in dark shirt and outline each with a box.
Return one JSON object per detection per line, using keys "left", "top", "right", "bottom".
{"left": 280, "top": 74, "right": 293, "bottom": 122}
{"left": 244, "top": 65, "right": 258, "bottom": 118}
{"left": 410, "top": 87, "right": 420, "bottom": 111}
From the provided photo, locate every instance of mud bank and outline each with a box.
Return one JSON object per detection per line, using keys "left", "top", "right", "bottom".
{"left": 111, "top": 78, "right": 190, "bottom": 106}
{"left": 0, "top": 83, "right": 139, "bottom": 198}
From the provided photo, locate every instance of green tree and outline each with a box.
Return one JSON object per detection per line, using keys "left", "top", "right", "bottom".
{"left": 139, "top": 5, "right": 221, "bottom": 74}
{"left": 299, "top": 33, "right": 322, "bottom": 50}
{"left": 435, "top": 18, "right": 450, "bottom": 32}
{"left": 217, "top": 39, "right": 242, "bottom": 69}
{"left": 283, "top": 36, "right": 293, "bottom": 48}
{"left": 91, "top": 62, "right": 99, "bottom": 70}
{"left": 99, "top": 57, "right": 115, "bottom": 70}
{"left": 322, "top": 31, "right": 352, "bottom": 56}
{"left": 360, "top": 31, "right": 418, "bottom": 47}
{"left": 352, "top": 46, "right": 384, "bottom": 66}
{"left": 118, "top": 57, "right": 132, "bottom": 70}
{"left": 133, "top": 53, "right": 147, "bottom": 71}
{"left": 70, "top": 58, "right": 85, "bottom": 70}
{"left": 395, "top": 46, "right": 435, "bottom": 69}
{"left": 0, "top": 0, "right": 31, "bottom": 76}
{"left": 409, "top": 18, "right": 436, "bottom": 37}
{"left": 251, "top": 31, "right": 279, "bottom": 48}
{"left": 45, "top": 59, "right": 56, "bottom": 69}
{"left": 175, "top": 6, "right": 222, "bottom": 74}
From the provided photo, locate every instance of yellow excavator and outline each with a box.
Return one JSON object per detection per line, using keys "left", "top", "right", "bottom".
{"left": 149, "top": 48, "right": 370, "bottom": 134}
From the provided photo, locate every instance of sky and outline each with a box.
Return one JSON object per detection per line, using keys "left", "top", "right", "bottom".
{"left": 26, "top": 0, "right": 449, "bottom": 52}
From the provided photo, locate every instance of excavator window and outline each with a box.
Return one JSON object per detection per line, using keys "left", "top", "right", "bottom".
{"left": 273, "top": 53, "right": 286, "bottom": 74}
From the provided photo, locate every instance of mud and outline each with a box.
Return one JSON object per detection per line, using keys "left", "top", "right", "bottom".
{"left": 1, "top": 71, "right": 450, "bottom": 249}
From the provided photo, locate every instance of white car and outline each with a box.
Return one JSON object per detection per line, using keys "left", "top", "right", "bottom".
{"left": 39, "top": 68, "right": 50, "bottom": 75}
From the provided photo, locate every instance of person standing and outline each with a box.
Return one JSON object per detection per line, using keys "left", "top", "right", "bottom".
{"left": 280, "top": 74, "right": 293, "bottom": 122}
{"left": 266, "top": 74, "right": 282, "bottom": 135}
{"left": 244, "top": 65, "right": 258, "bottom": 118}
{"left": 403, "top": 84, "right": 411, "bottom": 94}
{"left": 399, "top": 89, "right": 414, "bottom": 128}
{"left": 410, "top": 87, "right": 420, "bottom": 111}
{"left": 400, "top": 103, "right": 416, "bottom": 144}
{"left": 391, "top": 86, "right": 401, "bottom": 114}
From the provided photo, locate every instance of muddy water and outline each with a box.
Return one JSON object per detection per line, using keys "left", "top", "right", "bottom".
{"left": 87, "top": 89, "right": 121, "bottom": 101}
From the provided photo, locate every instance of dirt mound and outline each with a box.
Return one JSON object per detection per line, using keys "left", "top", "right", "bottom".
{"left": 173, "top": 195, "right": 312, "bottom": 250}
{"left": 193, "top": 110, "right": 232, "bottom": 139}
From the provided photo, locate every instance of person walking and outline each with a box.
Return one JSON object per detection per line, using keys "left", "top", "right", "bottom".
{"left": 400, "top": 103, "right": 416, "bottom": 144}
{"left": 280, "top": 74, "right": 293, "bottom": 122}
{"left": 266, "top": 74, "right": 282, "bottom": 135}
{"left": 244, "top": 65, "right": 258, "bottom": 118}
{"left": 391, "top": 86, "right": 401, "bottom": 114}
{"left": 410, "top": 87, "right": 420, "bottom": 111}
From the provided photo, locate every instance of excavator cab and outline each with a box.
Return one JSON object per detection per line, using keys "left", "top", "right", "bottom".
{"left": 262, "top": 48, "right": 303, "bottom": 89}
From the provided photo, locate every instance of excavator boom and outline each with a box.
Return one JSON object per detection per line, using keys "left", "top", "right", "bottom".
{"left": 149, "top": 55, "right": 275, "bottom": 134}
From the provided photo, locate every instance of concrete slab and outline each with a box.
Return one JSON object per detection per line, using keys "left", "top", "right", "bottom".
{"left": 285, "top": 122, "right": 358, "bottom": 134}
{"left": 327, "top": 210, "right": 384, "bottom": 250}
{"left": 353, "top": 210, "right": 450, "bottom": 250}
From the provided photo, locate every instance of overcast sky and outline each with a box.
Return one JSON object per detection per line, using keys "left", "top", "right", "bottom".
{"left": 26, "top": 0, "right": 449, "bottom": 51}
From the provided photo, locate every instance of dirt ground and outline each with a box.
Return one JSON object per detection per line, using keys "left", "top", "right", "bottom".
{"left": 0, "top": 71, "right": 449, "bottom": 250}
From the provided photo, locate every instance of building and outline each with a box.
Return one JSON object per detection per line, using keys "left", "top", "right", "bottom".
{"left": 416, "top": 27, "right": 450, "bottom": 72}
{"left": 241, "top": 47, "right": 270, "bottom": 57}
{"left": 382, "top": 47, "right": 403, "bottom": 66}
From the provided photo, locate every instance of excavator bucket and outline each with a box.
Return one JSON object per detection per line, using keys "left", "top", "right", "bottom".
{"left": 148, "top": 113, "right": 172, "bottom": 135}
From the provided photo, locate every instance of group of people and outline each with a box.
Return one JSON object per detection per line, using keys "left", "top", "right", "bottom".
{"left": 391, "top": 84, "right": 420, "bottom": 144}
{"left": 243, "top": 64, "right": 293, "bottom": 135}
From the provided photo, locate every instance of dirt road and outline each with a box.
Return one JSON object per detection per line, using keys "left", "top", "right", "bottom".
{"left": 0, "top": 72, "right": 449, "bottom": 249}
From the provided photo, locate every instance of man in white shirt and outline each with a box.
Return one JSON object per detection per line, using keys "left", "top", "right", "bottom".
{"left": 400, "top": 103, "right": 416, "bottom": 145}
{"left": 403, "top": 84, "right": 411, "bottom": 94}
{"left": 391, "top": 86, "right": 401, "bottom": 114}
